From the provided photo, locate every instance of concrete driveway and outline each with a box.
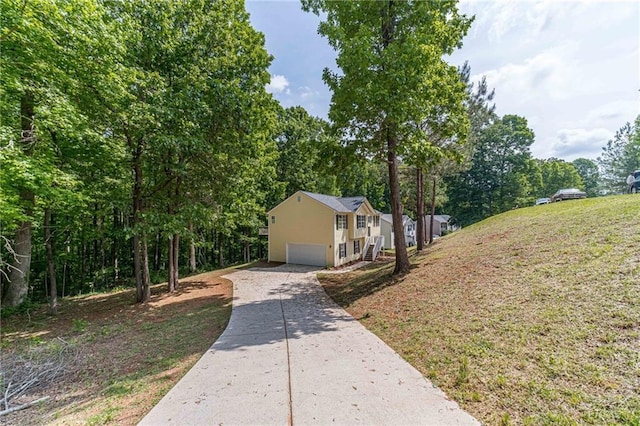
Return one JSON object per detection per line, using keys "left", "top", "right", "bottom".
{"left": 139, "top": 265, "right": 479, "bottom": 425}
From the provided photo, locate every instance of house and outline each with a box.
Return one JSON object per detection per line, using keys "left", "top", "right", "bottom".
{"left": 267, "top": 191, "right": 384, "bottom": 267}
{"left": 379, "top": 212, "right": 416, "bottom": 249}
{"left": 425, "top": 214, "right": 459, "bottom": 238}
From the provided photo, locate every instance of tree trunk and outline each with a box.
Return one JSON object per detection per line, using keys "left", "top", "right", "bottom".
{"left": 172, "top": 234, "right": 179, "bottom": 288}
{"left": 218, "top": 232, "right": 224, "bottom": 267}
{"left": 131, "top": 136, "right": 145, "bottom": 303}
{"left": 112, "top": 208, "right": 118, "bottom": 283}
{"left": 4, "top": 93, "right": 36, "bottom": 308}
{"left": 381, "top": 1, "right": 408, "bottom": 275}
{"left": 44, "top": 208, "right": 57, "bottom": 315}
{"left": 429, "top": 177, "right": 437, "bottom": 245}
{"left": 92, "top": 202, "right": 98, "bottom": 279}
{"left": 416, "top": 167, "right": 424, "bottom": 251}
{"left": 189, "top": 223, "right": 196, "bottom": 273}
{"left": 4, "top": 220, "right": 32, "bottom": 307}
{"left": 244, "top": 228, "right": 250, "bottom": 263}
{"left": 133, "top": 235, "right": 142, "bottom": 300}
{"left": 387, "top": 131, "right": 410, "bottom": 275}
{"left": 211, "top": 229, "right": 218, "bottom": 265}
{"left": 153, "top": 233, "right": 160, "bottom": 271}
{"left": 142, "top": 233, "right": 150, "bottom": 302}
{"left": 167, "top": 236, "right": 175, "bottom": 292}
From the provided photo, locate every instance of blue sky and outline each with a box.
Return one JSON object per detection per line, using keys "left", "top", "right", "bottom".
{"left": 246, "top": 0, "right": 640, "bottom": 161}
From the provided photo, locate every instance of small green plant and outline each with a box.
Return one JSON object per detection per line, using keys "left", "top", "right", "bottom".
{"left": 455, "top": 357, "right": 470, "bottom": 387}
{"left": 495, "top": 374, "right": 507, "bottom": 388}
{"left": 0, "top": 299, "right": 39, "bottom": 318}
{"left": 499, "top": 412, "right": 511, "bottom": 426}
{"left": 87, "top": 405, "right": 120, "bottom": 426}
{"left": 104, "top": 382, "right": 135, "bottom": 397}
{"left": 72, "top": 319, "right": 89, "bottom": 332}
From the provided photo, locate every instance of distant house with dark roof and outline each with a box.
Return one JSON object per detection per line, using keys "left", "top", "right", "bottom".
{"left": 267, "top": 191, "right": 384, "bottom": 267}
{"left": 378, "top": 212, "right": 416, "bottom": 249}
{"left": 425, "top": 214, "right": 459, "bottom": 238}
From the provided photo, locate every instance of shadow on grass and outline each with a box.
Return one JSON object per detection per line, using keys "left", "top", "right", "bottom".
{"left": 319, "top": 259, "right": 404, "bottom": 308}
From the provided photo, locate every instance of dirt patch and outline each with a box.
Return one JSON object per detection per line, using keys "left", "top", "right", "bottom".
{"left": 1, "top": 268, "right": 235, "bottom": 425}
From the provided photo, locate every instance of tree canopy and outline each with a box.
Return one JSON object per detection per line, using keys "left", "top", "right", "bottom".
{"left": 302, "top": 0, "right": 472, "bottom": 274}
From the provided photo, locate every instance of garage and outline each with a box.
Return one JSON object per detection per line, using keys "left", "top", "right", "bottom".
{"left": 286, "top": 243, "right": 326, "bottom": 267}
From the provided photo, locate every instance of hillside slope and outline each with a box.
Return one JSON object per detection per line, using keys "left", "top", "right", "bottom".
{"left": 320, "top": 195, "right": 640, "bottom": 425}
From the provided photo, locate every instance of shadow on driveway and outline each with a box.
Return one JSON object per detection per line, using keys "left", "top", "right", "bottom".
{"left": 211, "top": 266, "right": 355, "bottom": 351}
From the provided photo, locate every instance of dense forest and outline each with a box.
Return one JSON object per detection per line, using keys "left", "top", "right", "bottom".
{"left": 1, "top": 1, "right": 639, "bottom": 310}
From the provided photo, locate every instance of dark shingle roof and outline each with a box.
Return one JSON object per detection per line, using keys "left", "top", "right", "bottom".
{"left": 380, "top": 213, "right": 413, "bottom": 225}
{"left": 302, "top": 191, "right": 366, "bottom": 213}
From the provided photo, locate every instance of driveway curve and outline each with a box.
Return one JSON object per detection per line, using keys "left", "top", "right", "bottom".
{"left": 139, "top": 265, "right": 479, "bottom": 425}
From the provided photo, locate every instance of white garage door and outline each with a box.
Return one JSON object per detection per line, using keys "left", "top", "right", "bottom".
{"left": 287, "top": 243, "right": 326, "bottom": 267}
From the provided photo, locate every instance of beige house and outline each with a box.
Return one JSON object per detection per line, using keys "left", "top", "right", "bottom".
{"left": 267, "top": 191, "right": 384, "bottom": 267}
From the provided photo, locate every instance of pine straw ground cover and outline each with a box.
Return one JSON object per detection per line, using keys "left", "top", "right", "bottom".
{"left": 319, "top": 195, "right": 640, "bottom": 425}
{"left": 0, "top": 262, "right": 263, "bottom": 425}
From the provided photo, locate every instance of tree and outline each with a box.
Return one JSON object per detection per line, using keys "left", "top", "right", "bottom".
{"left": 536, "top": 158, "right": 584, "bottom": 198}
{"left": 96, "top": 0, "right": 278, "bottom": 299}
{"left": 275, "top": 106, "right": 339, "bottom": 197}
{"left": 414, "top": 62, "right": 494, "bottom": 248}
{"left": 302, "top": 0, "right": 472, "bottom": 274}
{"left": 573, "top": 158, "right": 600, "bottom": 198}
{"left": 0, "top": 0, "right": 118, "bottom": 308}
{"left": 598, "top": 117, "right": 640, "bottom": 194}
{"left": 445, "top": 115, "right": 535, "bottom": 225}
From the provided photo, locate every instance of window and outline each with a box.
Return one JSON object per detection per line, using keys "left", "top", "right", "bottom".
{"left": 271, "top": 215, "right": 276, "bottom": 224}
{"left": 356, "top": 215, "right": 366, "bottom": 229}
{"left": 373, "top": 216, "right": 380, "bottom": 227}
{"left": 354, "top": 240, "right": 360, "bottom": 254}
{"left": 336, "top": 215, "right": 348, "bottom": 230}
{"left": 339, "top": 243, "right": 347, "bottom": 258}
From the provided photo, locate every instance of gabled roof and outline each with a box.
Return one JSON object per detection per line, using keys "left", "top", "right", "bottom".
{"left": 380, "top": 213, "right": 414, "bottom": 226}
{"left": 302, "top": 191, "right": 366, "bottom": 213}
{"left": 426, "top": 214, "right": 451, "bottom": 223}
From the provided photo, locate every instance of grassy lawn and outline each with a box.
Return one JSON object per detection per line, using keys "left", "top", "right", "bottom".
{"left": 0, "top": 263, "right": 262, "bottom": 425}
{"left": 319, "top": 195, "right": 640, "bottom": 425}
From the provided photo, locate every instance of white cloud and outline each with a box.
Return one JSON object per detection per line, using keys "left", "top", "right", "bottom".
{"left": 472, "top": 43, "right": 584, "bottom": 105}
{"left": 462, "top": 0, "right": 562, "bottom": 44}
{"left": 299, "top": 86, "right": 319, "bottom": 99}
{"left": 265, "top": 74, "right": 290, "bottom": 94}
{"left": 550, "top": 127, "right": 613, "bottom": 160}
{"left": 583, "top": 100, "right": 640, "bottom": 128}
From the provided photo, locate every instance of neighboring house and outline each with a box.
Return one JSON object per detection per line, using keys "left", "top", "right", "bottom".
{"left": 379, "top": 212, "right": 416, "bottom": 249}
{"left": 267, "top": 191, "right": 384, "bottom": 267}
{"left": 425, "top": 214, "right": 459, "bottom": 238}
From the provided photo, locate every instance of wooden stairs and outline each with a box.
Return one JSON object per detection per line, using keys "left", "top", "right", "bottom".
{"left": 363, "top": 244, "right": 375, "bottom": 261}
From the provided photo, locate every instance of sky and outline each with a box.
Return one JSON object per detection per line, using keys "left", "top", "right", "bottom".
{"left": 246, "top": 0, "right": 640, "bottom": 161}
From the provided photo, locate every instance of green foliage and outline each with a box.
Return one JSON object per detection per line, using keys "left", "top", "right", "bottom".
{"left": 573, "top": 158, "right": 600, "bottom": 198}
{"left": 534, "top": 158, "right": 584, "bottom": 198}
{"left": 275, "top": 106, "right": 339, "bottom": 198}
{"left": 0, "top": 298, "right": 39, "bottom": 318}
{"left": 302, "top": 0, "right": 472, "bottom": 161}
{"left": 303, "top": 0, "right": 472, "bottom": 272}
{"left": 72, "top": 318, "right": 89, "bottom": 332}
{"left": 0, "top": 0, "right": 282, "bottom": 303}
{"left": 445, "top": 115, "right": 535, "bottom": 225}
{"left": 598, "top": 116, "right": 640, "bottom": 194}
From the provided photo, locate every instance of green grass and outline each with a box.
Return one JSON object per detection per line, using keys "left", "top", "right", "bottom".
{"left": 320, "top": 195, "right": 640, "bottom": 425}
